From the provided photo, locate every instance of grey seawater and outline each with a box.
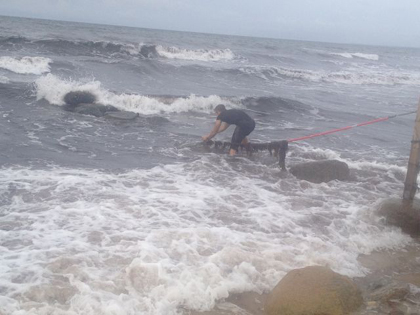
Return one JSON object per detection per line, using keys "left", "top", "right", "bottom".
{"left": 0, "top": 15, "right": 420, "bottom": 315}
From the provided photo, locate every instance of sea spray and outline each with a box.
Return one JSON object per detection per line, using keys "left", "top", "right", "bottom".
{"left": 0, "top": 56, "right": 52, "bottom": 74}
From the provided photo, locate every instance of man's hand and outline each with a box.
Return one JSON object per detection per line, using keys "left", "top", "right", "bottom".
{"left": 202, "top": 120, "right": 221, "bottom": 142}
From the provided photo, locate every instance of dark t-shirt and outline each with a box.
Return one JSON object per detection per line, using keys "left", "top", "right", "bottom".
{"left": 216, "top": 109, "right": 254, "bottom": 128}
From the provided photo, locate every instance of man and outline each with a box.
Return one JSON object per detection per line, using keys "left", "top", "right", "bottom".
{"left": 202, "top": 104, "right": 256, "bottom": 156}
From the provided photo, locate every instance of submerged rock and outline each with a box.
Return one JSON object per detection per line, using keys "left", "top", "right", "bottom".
{"left": 72, "top": 103, "right": 118, "bottom": 117}
{"left": 265, "top": 266, "right": 363, "bottom": 315}
{"left": 63, "top": 91, "right": 96, "bottom": 107}
{"left": 377, "top": 198, "right": 420, "bottom": 235}
{"left": 146, "top": 116, "right": 170, "bottom": 124}
{"left": 290, "top": 159, "right": 350, "bottom": 183}
{"left": 105, "top": 111, "right": 139, "bottom": 120}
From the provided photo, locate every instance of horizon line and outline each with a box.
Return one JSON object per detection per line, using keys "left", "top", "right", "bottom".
{"left": 2, "top": 14, "right": 419, "bottom": 50}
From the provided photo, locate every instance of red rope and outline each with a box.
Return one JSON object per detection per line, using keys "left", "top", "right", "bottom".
{"left": 287, "top": 111, "right": 416, "bottom": 143}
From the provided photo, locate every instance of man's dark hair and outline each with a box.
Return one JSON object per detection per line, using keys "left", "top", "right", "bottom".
{"left": 214, "top": 104, "right": 226, "bottom": 113}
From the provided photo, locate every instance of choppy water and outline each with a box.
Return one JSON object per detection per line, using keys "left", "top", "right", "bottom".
{"left": 1, "top": 15, "right": 420, "bottom": 315}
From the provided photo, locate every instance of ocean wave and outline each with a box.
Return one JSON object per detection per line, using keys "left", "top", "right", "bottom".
{"left": 0, "top": 36, "right": 235, "bottom": 61}
{"left": 0, "top": 36, "right": 132, "bottom": 57}
{"left": 34, "top": 74, "right": 237, "bottom": 115}
{"left": 0, "top": 56, "right": 52, "bottom": 75}
{"left": 305, "top": 48, "right": 379, "bottom": 61}
{"left": 0, "top": 75, "right": 9, "bottom": 84}
{"left": 240, "top": 65, "right": 420, "bottom": 86}
{"left": 156, "top": 45, "right": 235, "bottom": 61}
{"left": 0, "top": 153, "right": 411, "bottom": 314}
{"left": 330, "top": 52, "right": 379, "bottom": 61}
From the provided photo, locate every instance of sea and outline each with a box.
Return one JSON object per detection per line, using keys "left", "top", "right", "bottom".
{"left": 1, "top": 15, "right": 420, "bottom": 315}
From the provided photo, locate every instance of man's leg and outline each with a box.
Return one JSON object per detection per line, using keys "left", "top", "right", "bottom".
{"left": 230, "top": 126, "right": 241, "bottom": 156}
{"left": 240, "top": 121, "right": 255, "bottom": 148}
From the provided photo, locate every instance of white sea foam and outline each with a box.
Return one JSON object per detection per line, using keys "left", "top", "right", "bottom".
{"left": 0, "top": 149, "right": 412, "bottom": 314}
{"left": 305, "top": 48, "right": 379, "bottom": 61}
{"left": 156, "top": 45, "right": 235, "bottom": 61}
{"left": 241, "top": 65, "right": 420, "bottom": 86}
{"left": 0, "top": 75, "right": 9, "bottom": 83}
{"left": 35, "top": 74, "right": 237, "bottom": 114}
{"left": 0, "top": 56, "right": 52, "bottom": 75}
{"left": 331, "top": 52, "right": 379, "bottom": 61}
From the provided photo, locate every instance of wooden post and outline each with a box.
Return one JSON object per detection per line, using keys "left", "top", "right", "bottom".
{"left": 403, "top": 99, "right": 420, "bottom": 201}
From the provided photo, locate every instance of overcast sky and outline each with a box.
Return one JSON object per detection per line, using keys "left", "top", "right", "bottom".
{"left": 0, "top": 0, "right": 419, "bottom": 47}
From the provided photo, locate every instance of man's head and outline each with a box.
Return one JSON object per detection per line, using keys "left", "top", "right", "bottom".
{"left": 214, "top": 104, "right": 226, "bottom": 115}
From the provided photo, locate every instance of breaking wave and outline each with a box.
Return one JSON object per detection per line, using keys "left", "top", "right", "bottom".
{"left": 0, "top": 56, "right": 52, "bottom": 75}
{"left": 305, "top": 48, "right": 379, "bottom": 61}
{"left": 34, "top": 74, "right": 239, "bottom": 115}
{"left": 330, "top": 52, "right": 379, "bottom": 61}
{"left": 0, "top": 36, "right": 235, "bottom": 62}
{"left": 0, "top": 151, "right": 411, "bottom": 314}
{"left": 0, "top": 75, "right": 9, "bottom": 84}
{"left": 240, "top": 65, "right": 420, "bottom": 86}
{"left": 156, "top": 45, "right": 235, "bottom": 61}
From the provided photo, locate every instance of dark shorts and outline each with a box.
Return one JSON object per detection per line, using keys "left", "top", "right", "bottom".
{"left": 230, "top": 120, "right": 255, "bottom": 151}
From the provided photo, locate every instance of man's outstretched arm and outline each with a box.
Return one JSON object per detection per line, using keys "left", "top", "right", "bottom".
{"left": 202, "top": 120, "right": 223, "bottom": 142}
{"left": 218, "top": 122, "right": 230, "bottom": 133}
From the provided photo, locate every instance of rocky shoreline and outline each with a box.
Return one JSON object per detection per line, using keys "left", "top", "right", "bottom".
{"left": 187, "top": 237, "right": 420, "bottom": 315}
{"left": 355, "top": 238, "right": 420, "bottom": 315}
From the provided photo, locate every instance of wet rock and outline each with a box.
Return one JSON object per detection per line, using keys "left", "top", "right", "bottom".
{"left": 62, "top": 93, "right": 139, "bottom": 119}
{"left": 265, "top": 266, "right": 362, "bottom": 315}
{"left": 63, "top": 102, "right": 121, "bottom": 118}
{"left": 377, "top": 198, "right": 420, "bottom": 236}
{"left": 63, "top": 91, "right": 96, "bottom": 107}
{"left": 289, "top": 159, "right": 350, "bottom": 183}
{"left": 368, "top": 278, "right": 389, "bottom": 291}
{"left": 105, "top": 111, "right": 139, "bottom": 120}
{"left": 369, "top": 283, "right": 410, "bottom": 305}
{"left": 383, "top": 287, "right": 410, "bottom": 304}
{"left": 73, "top": 103, "right": 106, "bottom": 117}
{"left": 63, "top": 91, "right": 138, "bottom": 120}
{"left": 73, "top": 103, "right": 117, "bottom": 117}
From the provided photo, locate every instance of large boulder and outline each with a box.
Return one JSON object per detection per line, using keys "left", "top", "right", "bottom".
{"left": 265, "top": 266, "right": 363, "bottom": 315}
{"left": 290, "top": 160, "right": 350, "bottom": 183}
{"left": 63, "top": 91, "right": 96, "bottom": 107}
{"left": 377, "top": 198, "right": 420, "bottom": 235}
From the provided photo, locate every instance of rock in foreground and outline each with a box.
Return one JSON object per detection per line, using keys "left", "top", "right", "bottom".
{"left": 290, "top": 159, "right": 350, "bottom": 183}
{"left": 265, "top": 266, "right": 363, "bottom": 315}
